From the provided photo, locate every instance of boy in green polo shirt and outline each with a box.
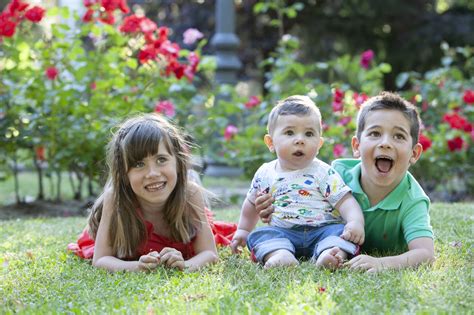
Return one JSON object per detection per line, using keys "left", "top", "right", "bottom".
{"left": 256, "top": 91, "right": 434, "bottom": 272}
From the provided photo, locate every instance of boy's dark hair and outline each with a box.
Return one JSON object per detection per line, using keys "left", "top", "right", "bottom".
{"left": 267, "top": 95, "right": 322, "bottom": 135}
{"left": 356, "top": 91, "right": 421, "bottom": 146}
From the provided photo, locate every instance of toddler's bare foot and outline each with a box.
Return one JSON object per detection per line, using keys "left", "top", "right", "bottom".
{"left": 315, "top": 247, "right": 346, "bottom": 269}
{"left": 263, "top": 250, "right": 299, "bottom": 269}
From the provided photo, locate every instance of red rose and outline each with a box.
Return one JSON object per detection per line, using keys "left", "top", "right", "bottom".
{"left": 442, "top": 113, "right": 471, "bottom": 132}
{"left": 45, "top": 66, "right": 58, "bottom": 80}
{"left": 25, "top": 6, "right": 45, "bottom": 23}
{"left": 418, "top": 133, "right": 432, "bottom": 151}
{"left": 6, "top": 0, "right": 29, "bottom": 17}
{"left": 35, "top": 146, "right": 45, "bottom": 161}
{"left": 332, "top": 88, "right": 344, "bottom": 112}
{"left": 82, "top": 9, "right": 94, "bottom": 23}
{"left": 244, "top": 96, "right": 261, "bottom": 109}
{"left": 0, "top": 14, "right": 16, "bottom": 37}
{"left": 119, "top": 15, "right": 142, "bottom": 33}
{"left": 447, "top": 136, "right": 464, "bottom": 152}
{"left": 463, "top": 89, "right": 474, "bottom": 104}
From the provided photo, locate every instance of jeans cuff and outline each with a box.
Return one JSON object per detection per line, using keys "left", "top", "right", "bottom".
{"left": 253, "top": 238, "right": 295, "bottom": 263}
{"left": 314, "top": 235, "right": 359, "bottom": 258}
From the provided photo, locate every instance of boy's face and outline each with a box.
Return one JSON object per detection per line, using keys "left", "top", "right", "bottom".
{"left": 351, "top": 109, "right": 422, "bottom": 194}
{"left": 264, "top": 112, "right": 323, "bottom": 171}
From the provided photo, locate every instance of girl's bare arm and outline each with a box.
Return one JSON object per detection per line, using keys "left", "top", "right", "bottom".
{"left": 92, "top": 190, "right": 159, "bottom": 272}
{"left": 184, "top": 182, "right": 218, "bottom": 271}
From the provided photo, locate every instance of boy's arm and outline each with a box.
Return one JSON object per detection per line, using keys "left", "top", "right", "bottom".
{"left": 345, "top": 237, "right": 434, "bottom": 272}
{"left": 230, "top": 198, "right": 260, "bottom": 253}
{"left": 336, "top": 193, "right": 365, "bottom": 245}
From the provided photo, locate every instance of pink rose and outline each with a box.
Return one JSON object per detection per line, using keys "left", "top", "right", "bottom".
{"left": 333, "top": 144, "right": 347, "bottom": 158}
{"left": 154, "top": 100, "right": 176, "bottom": 117}
{"left": 360, "top": 49, "right": 374, "bottom": 69}
{"left": 183, "top": 28, "right": 203, "bottom": 45}
{"left": 224, "top": 125, "right": 238, "bottom": 141}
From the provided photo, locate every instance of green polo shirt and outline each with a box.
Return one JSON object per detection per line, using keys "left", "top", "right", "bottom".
{"left": 332, "top": 159, "right": 433, "bottom": 253}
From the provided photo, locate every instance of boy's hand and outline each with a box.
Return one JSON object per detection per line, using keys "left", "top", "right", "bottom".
{"left": 341, "top": 220, "right": 365, "bottom": 245}
{"left": 255, "top": 192, "right": 275, "bottom": 223}
{"left": 138, "top": 251, "right": 161, "bottom": 272}
{"left": 344, "top": 254, "right": 383, "bottom": 273}
{"left": 230, "top": 229, "right": 250, "bottom": 254}
{"left": 160, "top": 247, "right": 185, "bottom": 270}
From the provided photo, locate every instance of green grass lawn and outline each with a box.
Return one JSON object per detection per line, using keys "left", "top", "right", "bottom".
{"left": 1, "top": 203, "right": 473, "bottom": 314}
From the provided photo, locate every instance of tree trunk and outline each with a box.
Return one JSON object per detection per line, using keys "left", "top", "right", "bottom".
{"left": 33, "top": 156, "right": 44, "bottom": 200}
{"left": 12, "top": 155, "right": 22, "bottom": 204}
{"left": 55, "top": 170, "right": 62, "bottom": 202}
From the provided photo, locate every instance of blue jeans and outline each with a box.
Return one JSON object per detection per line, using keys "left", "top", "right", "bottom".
{"left": 247, "top": 224, "right": 358, "bottom": 263}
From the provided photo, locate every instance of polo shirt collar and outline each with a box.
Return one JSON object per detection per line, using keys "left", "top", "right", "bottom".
{"left": 347, "top": 162, "right": 409, "bottom": 211}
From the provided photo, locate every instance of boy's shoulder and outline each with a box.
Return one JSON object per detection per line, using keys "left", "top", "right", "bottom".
{"left": 405, "top": 172, "right": 429, "bottom": 201}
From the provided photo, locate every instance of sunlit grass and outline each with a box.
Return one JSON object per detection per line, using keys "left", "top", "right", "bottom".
{"left": 1, "top": 203, "right": 473, "bottom": 313}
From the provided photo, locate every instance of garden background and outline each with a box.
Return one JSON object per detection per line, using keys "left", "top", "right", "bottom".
{"left": 1, "top": 0, "right": 473, "bottom": 313}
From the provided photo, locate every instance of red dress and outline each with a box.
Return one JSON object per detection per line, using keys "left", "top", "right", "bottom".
{"left": 67, "top": 209, "right": 237, "bottom": 259}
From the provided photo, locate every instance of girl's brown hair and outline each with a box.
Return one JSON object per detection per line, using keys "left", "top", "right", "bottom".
{"left": 88, "top": 113, "right": 200, "bottom": 259}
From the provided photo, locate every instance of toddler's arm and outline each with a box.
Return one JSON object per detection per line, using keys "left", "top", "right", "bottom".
{"left": 345, "top": 237, "right": 434, "bottom": 272}
{"left": 231, "top": 198, "right": 260, "bottom": 253}
{"left": 336, "top": 193, "right": 365, "bottom": 245}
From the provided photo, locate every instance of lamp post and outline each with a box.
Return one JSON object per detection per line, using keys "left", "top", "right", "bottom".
{"left": 211, "top": 0, "right": 242, "bottom": 85}
{"left": 204, "top": 0, "right": 243, "bottom": 177}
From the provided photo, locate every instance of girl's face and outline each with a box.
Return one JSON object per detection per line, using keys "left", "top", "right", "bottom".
{"left": 127, "top": 143, "right": 178, "bottom": 212}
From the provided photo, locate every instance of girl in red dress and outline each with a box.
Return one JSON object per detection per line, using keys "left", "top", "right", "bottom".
{"left": 69, "top": 113, "right": 235, "bottom": 272}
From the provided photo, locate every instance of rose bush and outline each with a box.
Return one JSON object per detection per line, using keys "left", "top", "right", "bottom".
{"left": 0, "top": 0, "right": 211, "bottom": 202}
{"left": 208, "top": 36, "right": 472, "bottom": 199}
{"left": 397, "top": 44, "right": 473, "bottom": 199}
{"left": 211, "top": 34, "right": 390, "bottom": 178}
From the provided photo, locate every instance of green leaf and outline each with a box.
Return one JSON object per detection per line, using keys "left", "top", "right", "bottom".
{"left": 379, "top": 63, "right": 392, "bottom": 73}
{"left": 126, "top": 58, "right": 138, "bottom": 70}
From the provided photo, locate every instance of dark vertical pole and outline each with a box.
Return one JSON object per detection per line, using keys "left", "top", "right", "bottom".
{"left": 211, "top": 0, "right": 242, "bottom": 85}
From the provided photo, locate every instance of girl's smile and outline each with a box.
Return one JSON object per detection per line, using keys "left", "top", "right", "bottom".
{"left": 127, "top": 143, "right": 178, "bottom": 211}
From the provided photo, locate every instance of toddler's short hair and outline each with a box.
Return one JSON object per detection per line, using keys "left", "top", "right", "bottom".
{"left": 356, "top": 91, "right": 421, "bottom": 146}
{"left": 267, "top": 95, "right": 322, "bottom": 135}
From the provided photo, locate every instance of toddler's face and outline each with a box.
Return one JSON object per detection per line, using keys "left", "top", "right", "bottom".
{"left": 351, "top": 109, "right": 422, "bottom": 193}
{"left": 265, "top": 112, "right": 323, "bottom": 172}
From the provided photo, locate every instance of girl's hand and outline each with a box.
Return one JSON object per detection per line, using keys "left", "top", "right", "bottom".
{"left": 344, "top": 254, "right": 384, "bottom": 273}
{"left": 230, "top": 229, "right": 250, "bottom": 254}
{"left": 255, "top": 192, "right": 274, "bottom": 223}
{"left": 138, "top": 251, "right": 161, "bottom": 272}
{"left": 160, "top": 247, "right": 185, "bottom": 270}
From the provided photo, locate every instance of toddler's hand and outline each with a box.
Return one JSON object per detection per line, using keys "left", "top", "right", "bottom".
{"left": 341, "top": 220, "right": 365, "bottom": 245}
{"left": 230, "top": 229, "right": 250, "bottom": 254}
{"left": 160, "top": 247, "right": 185, "bottom": 270}
{"left": 138, "top": 251, "right": 160, "bottom": 272}
{"left": 255, "top": 191, "right": 274, "bottom": 224}
{"left": 344, "top": 255, "right": 383, "bottom": 273}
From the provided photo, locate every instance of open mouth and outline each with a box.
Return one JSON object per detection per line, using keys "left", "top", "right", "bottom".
{"left": 293, "top": 151, "right": 304, "bottom": 157}
{"left": 145, "top": 182, "right": 166, "bottom": 192}
{"left": 375, "top": 156, "right": 393, "bottom": 173}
